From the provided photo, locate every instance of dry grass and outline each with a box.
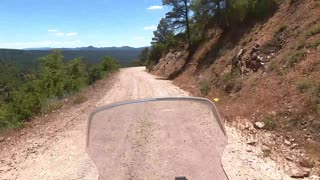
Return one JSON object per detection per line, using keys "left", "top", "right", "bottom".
{"left": 306, "top": 39, "right": 320, "bottom": 49}
{"left": 306, "top": 23, "right": 320, "bottom": 37}
{"left": 296, "top": 78, "right": 316, "bottom": 93}
{"left": 41, "top": 98, "right": 63, "bottom": 114}
{"left": 267, "top": 60, "right": 284, "bottom": 75}
{"left": 287, "top": 50, "right": 306, "bottom": 67}
{"left": 73, "top": 94, "right": 88, "bottom": 104}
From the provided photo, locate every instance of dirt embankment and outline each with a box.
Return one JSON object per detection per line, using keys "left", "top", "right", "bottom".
{"left": 153, "top": 0, "right": 320, "bottom": 177}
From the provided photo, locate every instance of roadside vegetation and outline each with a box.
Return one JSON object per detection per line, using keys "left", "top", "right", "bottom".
{"left": 0, "top": 50, "right": 120, "bottom": 132}
{"left": 138, "top": 0, "right": 278, "bottom": 71}
{"left": 141, "top": 0, "right": 320, "bottom": 174}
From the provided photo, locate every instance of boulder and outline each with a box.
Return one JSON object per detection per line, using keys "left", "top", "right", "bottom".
{"left": 299, "top": 158, "right": 314, "bottom": 168}
{"left": 287, "top": 167, "right": 310, "bottom": 178}
{"left": 254, "top": 122, "right": 266, "bottom": 129}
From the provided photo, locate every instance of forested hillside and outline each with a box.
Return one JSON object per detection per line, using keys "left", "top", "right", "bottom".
{"left": 0, "top": 50, "right": 120, "bottom": 131}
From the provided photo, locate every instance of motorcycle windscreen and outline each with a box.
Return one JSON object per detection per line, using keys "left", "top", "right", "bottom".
{"left": 86, "top": 98, "right": 228, "bottom": 180}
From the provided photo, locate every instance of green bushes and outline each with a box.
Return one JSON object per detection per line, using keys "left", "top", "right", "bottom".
{"left": 39, "top": 50, "right": 66, "bottom": 98}
{"left": 146, "top": 43, "right": 166, "bottom": 71}
{"left": 11, "top": 80, "right": 47, "bottom": 119}
{"left": 227, "top": 0, "right": 278, "bottom": 25}
{"left": 64, "top": 58, "right": 87, "bottom": 93}
{"left": 0, "top": 50, "right": 120, "bottom": 131}
{"left": 101, "top": 56, "right": 121, "bottom": 72}
{"left": 0, "top": 103, "right": 22, "bottom": 132}
{"left": 277, "top": 25, "right": 288, "bottom": 33}
{"left": 88, "top": 56, "right": 120, "bottom": 83}
{"left": 88, "top": 65, "right": 105, "bottom": 83}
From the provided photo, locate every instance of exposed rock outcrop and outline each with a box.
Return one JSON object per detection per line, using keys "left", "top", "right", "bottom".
{"left": 153, "top": 50, "right": 188, "bottom": 79}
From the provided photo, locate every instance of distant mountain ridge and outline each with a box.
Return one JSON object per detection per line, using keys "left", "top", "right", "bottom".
{"left": 0, "top": 46, "right": 147, "bottom": 70}
{"left": 23, "top": 46, "right": 147, "bottom": 51}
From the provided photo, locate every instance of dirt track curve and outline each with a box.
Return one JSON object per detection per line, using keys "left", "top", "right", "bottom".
{"left": 0, "top": 67, "right": 290, "bottom": 180}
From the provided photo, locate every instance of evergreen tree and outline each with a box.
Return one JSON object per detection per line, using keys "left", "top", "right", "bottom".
{"left": 152, "top": 18, "right": 173, "bottom": 44}
{"left": 163, "top": 0, "right": 192, "bottom": 48}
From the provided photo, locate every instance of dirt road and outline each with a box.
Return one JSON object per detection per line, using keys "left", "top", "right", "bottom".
{"left": 0, "top": 67, "right": 290, "bottom": 179}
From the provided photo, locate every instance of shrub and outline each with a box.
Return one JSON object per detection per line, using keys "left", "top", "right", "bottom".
{"left": 287, "top": 50, "right": 306, "bottom": 67}
{"left": 267, "top": 60, "right": 280, "bottom": 72}
{"left": 64, "top": 58, "right": 87, "bottom": 93}
{"left": 222, "top": 68, "right": 242, "bottom": 93}
{"left": 222, "top": 68, "right": 241, "bottom": 82}
{"left": 296, "top": 39, "right": 306, "bottom": 50}
{"left": 41, "top": 97, "right": 63, "bottom": 114}
{"left": 296, "top": 78, "right": 315, "bottom": 93}
{"left": 0, "top": 104, "right": 22, "bottom": 132}
{"left": 39, "top": 50, "right": 66, "bottom": 98}
{"left": 100, "top": 56, "right": 120, "bottom": 72}
{"left": 88, "top": 65, "right": 105, "bottom": 84}
{"left": 296, "top": 78, "right": 320, "bottom": 113}
{"left": 139, "top": 48, "right": 150, "bottom": 65}
{"left": 263, "top": 116, "right": 277, "bottom": 131}
{"left": 277, "top": 25, "right": 288, "bottom": 33}
{"left": 228, "top": 0, "right": 278, "bottom": 24}
{"left": 149, "top": 43, "right": 166, "bottom": 65}
{"left": 11, "top": 80, "right": 47, "bottom": 119}
{"left": 268, "top": 60, "right": 287, "bottom": 75}
{"left": 200, "top": 80, "right": 210, "bottom": 96}
{"left": 306, "top": 40, "right": 320, "bottom": 49}
{"left": 311, "top": 96, "right": 320, "bottom": 113}
{"left": 306, "top": 24, "right": 320, "bottom": 37}
{"left": 146, "top": 60, "right": 155, "bottom": 72}
{"left": 146, "top": 43, "right": 166, "bottom": 71}
{"left": 88, "top": 56, "right": 120, "bottom": 84}
{"left": 224, "top": 80, "right": 243, "bottom": 93}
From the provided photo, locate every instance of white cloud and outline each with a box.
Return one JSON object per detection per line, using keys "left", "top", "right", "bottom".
{"left": 144, "top": 25, "right": 157, "bottom": 30}
{"left": 56, "top": 32, "right": 65, "bottom": 36}
{"left": 66, "top": 32, "right": 78, "bottom": 36}
{"left": 48, "top": 29, "right": 58, "bottom": 32}
{"left": 48, "top": 30, "right": 78, "bottom": 37}
{"left": 0, "top": 40, "right": 83, "bottom": 49}
{"left": 147, "top": 5, "right": 163, "bottom": 10}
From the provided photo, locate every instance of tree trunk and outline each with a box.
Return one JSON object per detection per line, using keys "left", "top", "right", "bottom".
{"left": 225, "top": 0, "right": 230, "bottom": 27}
{"left": 216, "top": 1, "right": 221, "bottom": 25}
{"left": 184, "top": 0, "right": 192, "bottom": 49}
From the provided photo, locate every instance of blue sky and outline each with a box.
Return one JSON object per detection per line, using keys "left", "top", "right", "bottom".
{"left": 0, "top": 0, "right": 168, "bottom": 49}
